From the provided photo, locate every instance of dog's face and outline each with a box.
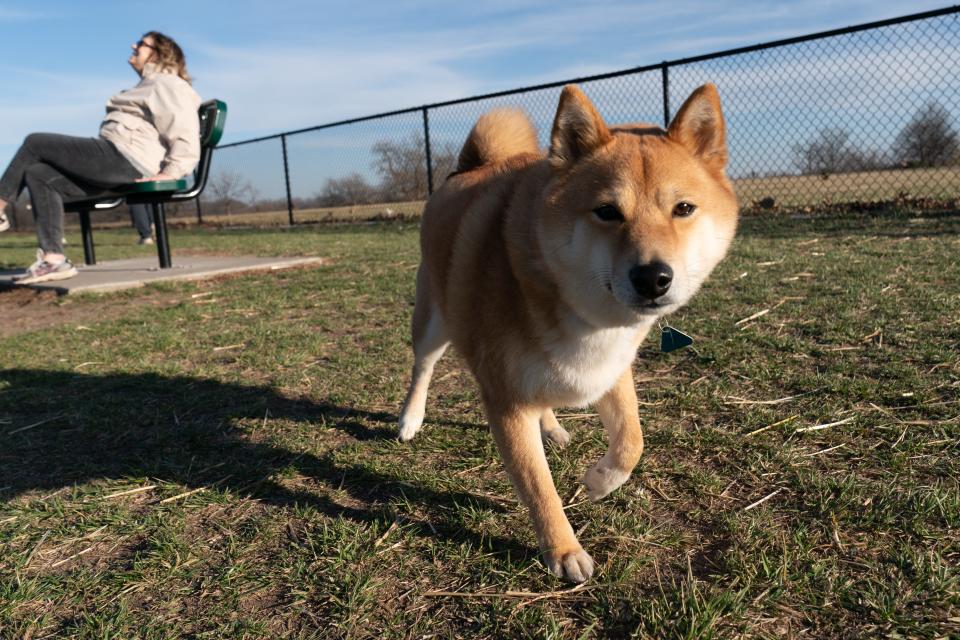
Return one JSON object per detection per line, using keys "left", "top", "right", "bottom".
{"left": 538, "top": 85, "right": 739, "bottom": 328}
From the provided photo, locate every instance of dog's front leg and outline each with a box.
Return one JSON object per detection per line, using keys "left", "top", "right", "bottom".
{"left": 582, "top": 367, "right": 644, "bottom": 501}
{"left": 488, "top": 404, "right": 594, "bottom": 582}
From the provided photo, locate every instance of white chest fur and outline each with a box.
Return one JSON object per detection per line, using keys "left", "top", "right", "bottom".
{"left": 517, "top": 323, "right": 642, "bottom": 407}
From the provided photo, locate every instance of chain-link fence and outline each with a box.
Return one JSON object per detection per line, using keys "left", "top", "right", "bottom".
{"left": 207, "top": 6, "right": 959, "bottom": 225}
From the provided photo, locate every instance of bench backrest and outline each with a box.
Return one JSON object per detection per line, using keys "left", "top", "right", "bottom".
{"left": 171, "top": 99, "right": 228, "bottom": 201}
{"left": 201, "top": 99, "right": 228, "bottom": 147}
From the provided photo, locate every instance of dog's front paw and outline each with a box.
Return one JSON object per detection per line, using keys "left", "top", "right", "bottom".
{"left": 544, "top": 546, "right": 595, "bottom": 583}
{"left": 541, "top": 425, "right": 571, "bottom": 448}
{"left": 582, "top": 459, "right": 630, "bottom": 501}
{"left": 397, "top": 409, "right": 424, "bottom": 442}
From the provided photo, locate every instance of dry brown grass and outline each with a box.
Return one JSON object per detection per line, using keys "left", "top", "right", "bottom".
{"left": 39, "top": 167, "right": 955, "bottom": 233}
{"left": 190, "top": 200, "right": 426, "bottom": 227}
{"left": 734, "top": 166, "right": 960, "bottom": 207}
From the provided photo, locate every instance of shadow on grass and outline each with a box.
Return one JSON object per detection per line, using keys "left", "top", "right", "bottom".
{"left": 0, "top": 368, "right": 531, "bottom": 559}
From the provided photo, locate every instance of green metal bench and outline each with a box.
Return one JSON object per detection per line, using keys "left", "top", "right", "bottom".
{"left": 64, "top": 99, "right": 227, "bottom": 269}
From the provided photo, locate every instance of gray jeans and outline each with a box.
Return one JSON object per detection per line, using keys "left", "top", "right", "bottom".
{"left": 130, "top": 204, "right": 154, "bottom": 239}
{"left": 0, "top": 133, "right": 142, "bottom": 255}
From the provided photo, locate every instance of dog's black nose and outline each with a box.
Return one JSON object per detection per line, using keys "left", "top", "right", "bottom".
{"left": 629, "top": 262, "right": 673, "bottom": 299}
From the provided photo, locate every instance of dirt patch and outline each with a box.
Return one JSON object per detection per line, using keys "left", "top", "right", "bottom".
{"left": 1, "top": 288, "right": 87, "bottom": 338}
{"left": 0, "top": 264, "right": 327, "bottom": 339}
{"left": 0, "top": 287, "right": 180, "bottom": 339}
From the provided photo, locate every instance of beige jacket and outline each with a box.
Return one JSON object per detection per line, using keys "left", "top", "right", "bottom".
{"left": 99, "top": 63, "right": 202, "bottom": 179}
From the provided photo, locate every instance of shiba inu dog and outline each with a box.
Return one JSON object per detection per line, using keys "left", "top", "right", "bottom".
{"left": 398, "top": 83, "right": 738, "bottom": 582}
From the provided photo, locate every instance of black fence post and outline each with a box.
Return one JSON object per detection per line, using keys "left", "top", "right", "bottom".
{"left": 195, "top": 198, "right": 203, "bottom": 224}
{"left": 422, "top": 107, "right": 434, "bottom": 196}
{"left": 281, "top": 134, "right": 294, "bottom": 225}
{"left": 661, "top": 62, "right": 670, "bottom": 127}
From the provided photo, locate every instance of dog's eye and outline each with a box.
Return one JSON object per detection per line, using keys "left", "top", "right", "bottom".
{"left": 673, "top": 201, "right": 697, "bottom": 218}
{"left": 593, "top": 204, "right": 624, "bottom": 223}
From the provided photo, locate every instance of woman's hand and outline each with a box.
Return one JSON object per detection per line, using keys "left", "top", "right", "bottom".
{"left": 135, "top": 172, "right": 176, "bottom": 182}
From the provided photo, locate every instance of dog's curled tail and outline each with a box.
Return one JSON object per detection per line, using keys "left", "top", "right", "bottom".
{"left": 456, "top": 108, "right": 539, "bottom": 172}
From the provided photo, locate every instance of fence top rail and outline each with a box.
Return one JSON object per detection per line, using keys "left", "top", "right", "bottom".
{"left": 216, "top": 4, "right": 960, "bottom": 150}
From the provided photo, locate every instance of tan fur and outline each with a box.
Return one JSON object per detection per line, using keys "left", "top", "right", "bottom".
{"left": 456, "top": 108, "right": 540, "bottom": 172}
{"left": 398, "top": 83, "right": 739, "bottom": 582}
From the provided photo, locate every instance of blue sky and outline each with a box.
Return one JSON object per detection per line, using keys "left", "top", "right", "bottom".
{"left": 0, "top": 0, "right": 953, "bottom": 196}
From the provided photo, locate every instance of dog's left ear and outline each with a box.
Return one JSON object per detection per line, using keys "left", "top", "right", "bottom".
{"left": 667, "top": 83, "right": 728, "bottom": 170}
{"left": 549, "top": 85, "right": 612, "bottom": 168}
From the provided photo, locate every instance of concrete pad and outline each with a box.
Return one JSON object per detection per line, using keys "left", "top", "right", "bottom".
{"left": 0, "top": 255, "right": 328, "bottom": 295}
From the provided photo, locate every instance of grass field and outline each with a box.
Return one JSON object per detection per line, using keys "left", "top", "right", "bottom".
{"left": 1, "top": 208, "right": 958, "bottom": 638}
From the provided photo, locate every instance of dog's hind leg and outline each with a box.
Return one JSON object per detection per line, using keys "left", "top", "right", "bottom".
{"left": 398, "top": 268, "right": 449, "bottom": 442}
{"left": 540, "top": 408, "right": 571, "bottom": 448}
{"left": 581, "top": 368, "right": 644, "bottom": 501}
{"left": 488, "top": 404, "right": 594, "bottom": 582}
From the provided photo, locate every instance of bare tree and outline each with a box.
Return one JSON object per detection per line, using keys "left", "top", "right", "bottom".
{"left": 246, "top": 185, "right": 262, "bottom": 211}
{"left": 205, "top": 170, "right": 255, "bottom": 215}
{"left": 793, "top": 129, "right": 864, "bottom": 178}
{"left": 372, "top": 134, "right": 429, "bottom": 201}
{"left": 371, "top": 134, "right": 456, "bottom": 201}
{"left": 316, "top": 173, "right": 379, "bottom": 207}
{"left": 894, "top": 101, "right": 959, "bottom": 168}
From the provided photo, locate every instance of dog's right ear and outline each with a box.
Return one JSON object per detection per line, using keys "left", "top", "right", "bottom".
{"left": 548, "top": 85, "right": 612, "bottom": 168}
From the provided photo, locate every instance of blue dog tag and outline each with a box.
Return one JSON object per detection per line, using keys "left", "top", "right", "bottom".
{"left": 660, "top": 326, "right": 693, "bottom": 353}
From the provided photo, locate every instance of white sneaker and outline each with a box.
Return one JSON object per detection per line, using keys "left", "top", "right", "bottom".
{"left": 22, "top": 248, "right": 43, "bottom": 272}
{"left": 0, "top": 210, "right": 9, "bottom": 232}
{"left": 138, "top": 236, "right": 154, "bottom": 245}
{"left": 15, "top": 249, "right": 78, "bottom": 284}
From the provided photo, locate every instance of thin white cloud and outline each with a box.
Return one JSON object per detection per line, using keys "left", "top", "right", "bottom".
{"left": 0, "top": 7, "right": 53, "bottom": 21}
{"left": 0, "top": 65, "right": 129, "bottom": 144}
{"left": 187, "top": 3, "right": 716, "bottom": 141}
{"left": 190, "top": 42, "right": 485, "bottom": 141}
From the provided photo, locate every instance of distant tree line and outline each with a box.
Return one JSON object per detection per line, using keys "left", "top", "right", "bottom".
{"left": 313, "top": 133, "right": 457, "bottom": 207}
{"left": 794, "top": 101, "right": 959, "bottom": 177}
{"left": 200, "top": 132, "right": 458, "bottom": 215}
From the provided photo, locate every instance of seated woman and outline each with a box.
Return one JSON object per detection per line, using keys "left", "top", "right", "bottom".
{"left": 0, "top": 31, "right": 201, "bottom": 284}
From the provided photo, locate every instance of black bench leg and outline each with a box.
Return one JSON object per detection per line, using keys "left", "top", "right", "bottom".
{"left": 152, "top": 202, "right": 172, "bottom": 268}
{"left": 79, "top": 209, "right": 96, "bottom": 265}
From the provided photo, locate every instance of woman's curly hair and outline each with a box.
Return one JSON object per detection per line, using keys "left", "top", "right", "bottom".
{"left": 143, "top": 31, "right": 191, "bottom": 83}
